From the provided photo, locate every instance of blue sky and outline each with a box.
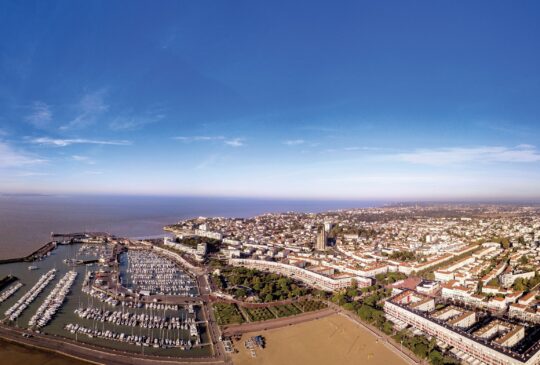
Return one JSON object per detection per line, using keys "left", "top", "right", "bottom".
{"left": 1, "top": 0, "right": 540, "bottom": 200}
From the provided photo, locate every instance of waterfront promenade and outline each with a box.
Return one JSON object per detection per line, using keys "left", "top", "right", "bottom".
{"left": 0, "top": 324, "right": 231, "bottom": 365}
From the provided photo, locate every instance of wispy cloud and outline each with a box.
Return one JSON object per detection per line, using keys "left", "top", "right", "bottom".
{"left": 297, "top": 125, "right": 339, "bottom": 133}
{"left": 196, "top": 154, "right": 220, "bottom": 169}
{"left": 174, "top": 136, "right": 245, "bottom": 147}
{"left": 31, "top": 137, "right": 131, "bottom": 147}
{"left": 343, "top": 146, "right": 381, "bottom": 151}
{"left": 224, "top": 138, "right": 244, "bottom": 147}
{"left": 283, "top": 139, "right": 305, "bottom": 146}
{"left": 160, "top": 27, "right": 178, "bottom": 50}
{"left": 392, "top": 145, "right": 540, "bottom": 165}
{"left": 25, "top": 101, "right": 52, "bottom": 128}
{"left": 71, "top": 155, "right": 95, "bottom": 164}
{"left": 0, "top": 142, "right": 45, "bottom": 168}
{"left": 174, "top": 136, "right": 224, "bottom": 142}
{"left": 316, "top": 174, "right": 476, "bottom": 184}
{"left": 322, "top": 146, "right": 382, "bottom": 154}
{"left": 60, "top": 90, "right": 108, "bottom": 130}
{"left": 15, "top": 171, "right": 51, "bottom": 177}
{"left": 109, "top": 114, "right": 165, "bottom": 131}
{"left": 476, "top": 121, "right": 532, "bottom": 138}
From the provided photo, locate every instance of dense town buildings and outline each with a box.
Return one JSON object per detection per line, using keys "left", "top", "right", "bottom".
{"left": 167, "top": 205, "right": 539, "bottom": 292}
{"left": 164, "top": 204, "right": 540, "bottom": 364}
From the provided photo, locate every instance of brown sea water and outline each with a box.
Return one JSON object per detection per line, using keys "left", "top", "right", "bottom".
{"left": 0, "top": 339, "right": 90, "bottom": 365}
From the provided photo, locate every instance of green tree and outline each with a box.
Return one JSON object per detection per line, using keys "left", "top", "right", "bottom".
{"left": 428, "top": 350, "right": 443, "bottom": 365}
{"left": 357, "top": 304, "right": 374, "bottom": 321}
{"left": 364, "top": 293, "right": 380, "bottom": 307}
{"left": 382, "top": 320, "right": 393, "bottom": 335}
{"left": 229, "top": 274, "right": 241, "bottom": 286}
{"left": 513, "top": 277, "right": 526, "bottom": 291}
{"left": 252, "top": 276, "right": 262, "bottom": 291}
{"left": 277, "top": 277, "right": 288, "bottom": 289}
{"left": 331, "top": 293, "right": 347, "bottom": 306}
{"left": 413, "top": 342, "right": 428, "bottom": 358}
{"left": 264, "top": 293, "right": 274, "bottom": 302}
{"left": 235, "top": 288, "right": 247, "bottom": 298}
{"left": 346, "top": 287, "right": 359, "bottom": 298}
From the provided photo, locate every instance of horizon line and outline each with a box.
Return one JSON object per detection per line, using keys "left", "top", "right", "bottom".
{"left": 1, "top": 191, "right": 540, "bottom": 205}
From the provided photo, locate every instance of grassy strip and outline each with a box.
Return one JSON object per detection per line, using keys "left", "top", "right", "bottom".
{"left": 213, "top": 303, "right": 245, "bottom": 325}
{"left": 245, "top": 307, "right": 276, "bottom": 322}
{"left": 293, "top": 300, "right": 328, "bottom": 313}
{"left": 268, "top": 303, "right": 302, "bottom": 318}
{"left": 214, "top": 300, "right": 328, "bottom": 326}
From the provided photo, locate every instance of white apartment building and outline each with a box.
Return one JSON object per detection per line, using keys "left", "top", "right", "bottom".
{"left": 229, "top": 258, "right": 372, "bottom": 291}
{"left": 194, "top": 229, "right": 223, "bottom": 240}
{"left": 385, "top": 294, "right": 540, "bottom": 365}
{"left": 500, "top": 271, "right": 536, "bottom": 288}
{"left": 163, "top": 237, "right": 206, "bottom": 262}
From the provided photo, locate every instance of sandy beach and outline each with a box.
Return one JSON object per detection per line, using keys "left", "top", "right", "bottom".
{"left": 231, "top": 314, "right": 408, "bottom": 365}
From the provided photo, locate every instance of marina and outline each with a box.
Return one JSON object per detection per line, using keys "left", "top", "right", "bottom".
{"left": 74, "top": 306, "right": 199, "bottom": 330}
{"left": 65, "top": 323, "right": 196, "bottom": 350}
{"left": 0, "top": 282, "right": 23, "bottom": 304}
{"left": 29, "top": 270, "right": 77, "bottom": 329}
{"left": 4, "top": 268, "right": 56, "bottom": 322}
{"left": 121, "top": 250, "right": 199, "bottom": 297}
{"left": 0, "top": 241, "right": 212, "bottom": 358}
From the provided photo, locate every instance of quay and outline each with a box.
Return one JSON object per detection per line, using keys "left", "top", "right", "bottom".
{"left": 0, "top": 241, "right": 56, "bottom": 265}
{"left": 0, "top": 232, "right": 113, "bottom": 265}
{"left": 0, "top": 275, "right": 17, "bottom": 291}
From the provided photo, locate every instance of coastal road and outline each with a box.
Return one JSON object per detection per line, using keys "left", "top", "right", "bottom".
{"left": 197, "top": 273, "right": 228, "bottom": 362}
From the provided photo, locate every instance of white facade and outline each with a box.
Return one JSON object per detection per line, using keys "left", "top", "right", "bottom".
{"left": 162, "top": 238, "right": 206, "bottom": 262}
{"left": 229, "top": 258, "right": 372, "bottom": 291}
{"left": 500, "top": 271, "right": 535, "bottom": 288}
{"left": 194, "top": 229, "right": 223, "bottom": 240}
